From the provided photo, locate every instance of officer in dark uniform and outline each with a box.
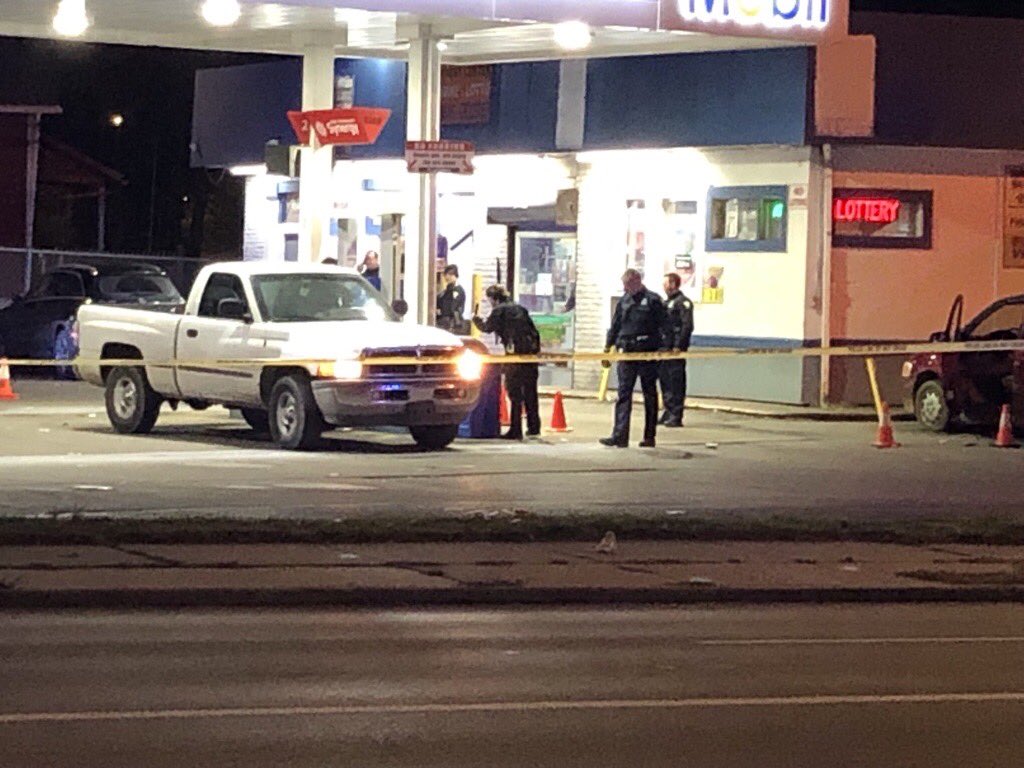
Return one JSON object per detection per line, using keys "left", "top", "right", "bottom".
{"left": 473, "top": 285, "right": 542, "bottom": 440}
{"left": 659, "top": 273, "right": 695, "bottom": 428}
{"left": 601, "top": 269, "right": 667, "bottom": 449}
{"left": 436, "top": 265, "right": 467, "bottom": 333}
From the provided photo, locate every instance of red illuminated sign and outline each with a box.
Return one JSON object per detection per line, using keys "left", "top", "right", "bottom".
{"left": 287, "top": 108, "right": 391, "bottom": 146}
{"left": 833, "top": 197, "right": 901, "bottom": 224}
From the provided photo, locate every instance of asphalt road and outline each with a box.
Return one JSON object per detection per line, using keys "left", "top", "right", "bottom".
{"left": 0, "top": 381, "right": 1020, "bottom": 521}
{"left": 4, "top": 605, "right": 1024, "bottom": 766}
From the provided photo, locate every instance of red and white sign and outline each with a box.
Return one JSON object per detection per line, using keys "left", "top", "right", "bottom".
{"left": 287, "top": 108, "right": 391, "bottom": 146}
{"left": 405, "top": 140, "right": 475, "bottom": 175}
{"left": 833, "top": 197, "right": 902, "bottom": 224}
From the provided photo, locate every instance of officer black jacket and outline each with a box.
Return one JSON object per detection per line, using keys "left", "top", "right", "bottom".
{"left": 606, "top": 288, "right": 667, "bottom": 352}
{"left": 437, "top": 283, "right": 466, "bottom": 323}
{"left": 473, "top": 301, "right": 540, "bottom": 354}
{"left": 663, "top": 290, "right": 695, "bottom": 351}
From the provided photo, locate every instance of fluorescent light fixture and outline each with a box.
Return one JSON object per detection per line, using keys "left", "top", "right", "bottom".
{"left": 229, "top": 164, "right": 267, "bottom": 177}
{"left": 201, "top": 0, "right": 241, "bottom": 27}
{"left": 53, "top": 0, "right": 89, "bottom": 37}
{"left": 553, "top": 20, "right": 592, "bottom": 51}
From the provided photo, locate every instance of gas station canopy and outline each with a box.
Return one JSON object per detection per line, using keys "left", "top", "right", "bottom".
{"left": 0, "top": 0, "right": 848, "bottom": 61}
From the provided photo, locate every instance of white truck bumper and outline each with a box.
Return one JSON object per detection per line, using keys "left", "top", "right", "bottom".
{"left": 311, "top": 377, "right": 481, "bottom": 428}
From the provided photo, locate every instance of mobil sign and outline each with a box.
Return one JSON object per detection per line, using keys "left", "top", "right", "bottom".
{"left": 661, "top": 0, "right": 842, "bottom": 39}
{"left": 267, "top": 0, "right": 844, "bottom": 41}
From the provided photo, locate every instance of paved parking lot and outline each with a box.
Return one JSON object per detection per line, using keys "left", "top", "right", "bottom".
{"left": 0, "top": 380, "right": 1020, "bottom": 521}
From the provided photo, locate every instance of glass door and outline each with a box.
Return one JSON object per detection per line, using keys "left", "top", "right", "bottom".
{"left": 515, "top": 232, "right": 577, "bottom": 389}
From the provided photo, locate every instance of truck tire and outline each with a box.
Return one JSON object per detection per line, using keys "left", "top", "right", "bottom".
{"left": 241, "top": 408, "right": 270, "bottom": 433}
{"left": 269, "top": 375, "right": 325, "bottom": 450}
{"left": 914, "top": 379, "right": 951, "bottom": 432}
{"left": 105, "top": 366, "right": 162, "bottom": 435}
{"left": 410, "top": 424, "right": 460, "bottom": 451}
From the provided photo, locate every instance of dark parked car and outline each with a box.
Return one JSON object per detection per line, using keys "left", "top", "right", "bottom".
{"left": 903, "top": 294, "right": 1024, "bottom": 431}
{"left": 0, "top": 263, "right": 185, "bottom": 377}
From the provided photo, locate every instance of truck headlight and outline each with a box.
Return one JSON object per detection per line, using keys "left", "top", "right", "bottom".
{"left": 316, "top": 359, "right": 363, "bottom": 381}
{"left": 456, "top": 350, "right": 484, "bottom": 381}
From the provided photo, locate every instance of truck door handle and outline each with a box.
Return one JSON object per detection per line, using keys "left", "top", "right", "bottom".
{"left": 186, "top": 329, "right": 199, "bottom": 339}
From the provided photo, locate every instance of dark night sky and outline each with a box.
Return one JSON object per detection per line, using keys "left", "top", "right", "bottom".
{"left": 0, "top": 0, "right": 1018, "bottom": 256}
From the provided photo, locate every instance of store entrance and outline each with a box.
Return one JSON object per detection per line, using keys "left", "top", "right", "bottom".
{"left": 514, "top": 231, "right": 577, "bottom": 389}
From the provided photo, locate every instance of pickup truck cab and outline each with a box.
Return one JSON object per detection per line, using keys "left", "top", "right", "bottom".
{"left": 903, "top": 293, "right": 1024, "bottom": 432}
{"left": 76, "top": 263, "right": 483, "bottom": 450}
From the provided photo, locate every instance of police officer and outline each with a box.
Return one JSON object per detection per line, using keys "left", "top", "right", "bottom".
{"left": 436, "top": 265, "right": 467, "bottom": 333}
{"left": 601, "top": 269, "right": 667, "bottom": 449}
{"left": 473, "top": 285, "right": 542, "bottom": 440}
{"left": 659, "top": 273, "right": 695, "bottom": 428}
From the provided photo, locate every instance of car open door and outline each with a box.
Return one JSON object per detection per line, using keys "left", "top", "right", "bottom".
{"left": 958, "top": 299, "right": 1024, "bottom": 422}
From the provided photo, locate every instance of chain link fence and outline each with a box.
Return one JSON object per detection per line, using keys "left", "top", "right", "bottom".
{"left": 0, "top": 247, "right": 214, "bottom": 301}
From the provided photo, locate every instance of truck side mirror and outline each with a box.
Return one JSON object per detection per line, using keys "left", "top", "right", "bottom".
{"left": 391, "top": 299, "right": 409, "bottom": 318}
{"left": 217, "top": 298, "right": 251, "bottom": 322}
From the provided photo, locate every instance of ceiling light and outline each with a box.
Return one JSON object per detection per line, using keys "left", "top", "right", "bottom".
{"left": 201, "top": 0, "right": 241, "bottom": 27}
{"left": 553, "top": 20, "right": 592, "bottom": 51}
{"left": 436, "top": 40, "right": 449, "bottom": 52}
{"left": 53, "top": 0, "right": 89, "bottom": 37}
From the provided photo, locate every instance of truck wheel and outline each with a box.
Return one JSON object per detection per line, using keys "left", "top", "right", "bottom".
{"left": 241, "top": 408, "right": 270, "bottom": 433}
{"left": 914, "top": 379, "right": 951, "bottom": 432}
{"left": 410, "top": 424, "right": 460, "bottom": 451}
{"left": 105, "top": 366, "right": 162, "bottom": 435}
{"left": 269, "top": 375, "right": 325, "bottom": 450}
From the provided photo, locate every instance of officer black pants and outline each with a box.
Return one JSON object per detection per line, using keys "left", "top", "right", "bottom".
{"left": 505, "top": 363, "right": 540, "bottom": 437}
{"left": 612, "top": 360, "right": 659, "bottom": 443}
{"left": 659, "top": 359, "right": 687, "bottom": 425}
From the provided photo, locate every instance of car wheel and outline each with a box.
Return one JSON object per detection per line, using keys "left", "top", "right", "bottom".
{"left": 241, "top": 408, "right": 270, "bottom": 433}
{"left": 914, "top": 379, "right": 951, "bottom": 432}
{"left": 105, "top": 366, "right": 162, "bottom": 435}
{"left": 269, "top": 375, "right": 325, "bottom": 450}
{"left": 410, "top": 424, "right": 460, "bottom": 451}
{"left": 52, "top": 326, "right": 77, "bottom": 381}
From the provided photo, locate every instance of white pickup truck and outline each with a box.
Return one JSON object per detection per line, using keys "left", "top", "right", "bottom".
{"left": 76, "top": 263, "right": 483, "bottom": 450}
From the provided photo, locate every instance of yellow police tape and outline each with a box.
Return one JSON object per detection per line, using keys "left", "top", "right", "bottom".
{"left": 2, "top": 338, "right": 1024, "bottom": 369}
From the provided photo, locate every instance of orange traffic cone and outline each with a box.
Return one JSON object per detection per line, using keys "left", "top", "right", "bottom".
{"left": 499, "top": 382, "right": 511, "bottom": 427}
{"left": 994, "top": 404, "right": 1018, "bottom": 448}
{"left": 0, "top": 359, "right": 18, "bottom": 402}
{"left": 873, "top": 404, "right": 899, "bottom": 449}
{"left": 549, "top": 391, "right": 572, "bottom": 433}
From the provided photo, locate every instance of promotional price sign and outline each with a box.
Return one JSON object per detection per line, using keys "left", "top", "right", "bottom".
{"left": 287, "top": 108, "right": 391, "bottom": 146}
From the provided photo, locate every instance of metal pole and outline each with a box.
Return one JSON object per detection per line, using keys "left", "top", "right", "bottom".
{"left": 24, "top": 113, "right": 41, "bottom": 294}
{"left": 97, "top": 187, "right": 107, "bottom": 251}
{"left": 406, "top": 31, "right": 442, "bottom": 326}
{"left": 819, "top": 143, "right": 834, "bottom": 407}
{"left": 298, "top": 45, "right": 336, "bottom": 264}
{"left": 147, "top": 140, "right": 157, "bottom": 253}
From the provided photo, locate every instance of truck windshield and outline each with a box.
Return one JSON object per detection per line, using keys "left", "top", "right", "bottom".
{"left": 252, "top": 274, "right": 395, "bottom": 323}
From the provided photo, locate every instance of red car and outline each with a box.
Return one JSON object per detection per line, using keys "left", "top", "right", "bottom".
{"left": 904, "top": 294, "right": 1024, "bottom": 431}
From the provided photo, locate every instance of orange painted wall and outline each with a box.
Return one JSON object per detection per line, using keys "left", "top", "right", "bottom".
{"left": 830, "top": 170, "right": 1016, "bottom": 343}
{"left": 830, "top": 168, "right": 1024, "bottom": 404}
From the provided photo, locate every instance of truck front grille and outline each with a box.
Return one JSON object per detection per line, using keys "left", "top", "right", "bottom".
{"left": 362, "top": 346, "right": 460, "bottom": 379}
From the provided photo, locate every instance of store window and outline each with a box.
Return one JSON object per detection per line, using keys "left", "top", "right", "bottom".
{"left": 832, "top": 189, "right": 933, "bottom": 249}
{"left": 706, "top": 186, "right": 788, "bottom": 252}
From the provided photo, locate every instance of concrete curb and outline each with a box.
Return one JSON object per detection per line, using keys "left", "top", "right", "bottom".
{"left": 5, "top": 586, "right": 1024, "bottom": 611}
